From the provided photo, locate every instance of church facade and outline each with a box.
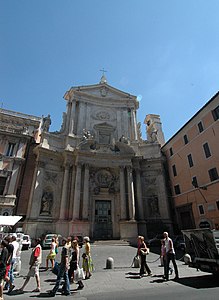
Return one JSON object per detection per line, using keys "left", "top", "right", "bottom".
{"left": 24, "top": 77, "right": 172, "bottom": 241}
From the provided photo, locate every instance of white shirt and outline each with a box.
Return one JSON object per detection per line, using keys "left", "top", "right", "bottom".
{"left": 12, "top": 240, "right": 20, "bottom": 258}
{"left": 164, "top": 237, "right": 175, "bottom": 254}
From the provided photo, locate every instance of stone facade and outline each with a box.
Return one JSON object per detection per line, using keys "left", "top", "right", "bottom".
{"left": 23, "top": 78, "right": 172, "bottom": 241}
{"left": 0, "top": 109, "right": 41, "bottom": 216}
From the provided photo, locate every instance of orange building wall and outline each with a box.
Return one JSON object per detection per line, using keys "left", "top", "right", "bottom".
{"left": 162, "top": 92, "right": 219, "bottom": 230}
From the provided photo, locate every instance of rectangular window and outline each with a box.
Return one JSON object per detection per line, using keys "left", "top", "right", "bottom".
{"left": 174, "top": 184, "right": 181, "bottom": 195}
{"left": 0, "top": 177, "right": 7, "bottom": 195}
{"left": 192, "top": 176, "right": 198, "bottom": 188}
{"left": 187, "top": 154, "right": 194, "bottom": 167}
{"left": 216, "top": 200, "right": 219, "bottom": 210}
{"left": 203, "top": 142, "right": 211, "bottom": 158}
{"left": 198, "top": 121, "right": 204, "bottom": 133}
{"left": 6, "top": 142, "right": 15, "bottom": 157}
{"left": 198, "top": 204, "right": 205, "bottom": 215}
{"left": 184, "top": 134, "right": 188, "bottom": 145}
{"left": 172, "top": 165, "right": 177, "bottom": 177}
{"left": 170, "top": 147, "right": 173, "bottom": 156}
{"left": 212, "top": 105, "right": 219, "bottom": 121}
{"left": 208, "top": 167, "right": 219, "bottom": 182}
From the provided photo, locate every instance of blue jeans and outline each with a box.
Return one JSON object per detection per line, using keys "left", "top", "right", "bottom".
{"left": 52, "top": 265, "right": 70, "bottom": 295}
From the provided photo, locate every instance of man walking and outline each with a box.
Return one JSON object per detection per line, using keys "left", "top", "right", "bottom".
{"left": 18, "top": 238, "right": 42, "bottom": 293}
{"left": 49, "top": 238, "right": 70, "bottom": 297}
{"left": 163, "top": 231, "right": 179, "bottom": 281}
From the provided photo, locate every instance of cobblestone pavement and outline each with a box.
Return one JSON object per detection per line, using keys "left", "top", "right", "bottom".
{"left": 3, "top": 241, "right": 212, "bottom": 300}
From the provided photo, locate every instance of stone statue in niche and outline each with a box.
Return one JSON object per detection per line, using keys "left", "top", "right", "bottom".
{"left": 42, "top": 114, "right": 51, "bottom": 132}
{"left": 40, "top": 191, "right": 53, "bottom": 215}
{"left": 148, "top": 196, "right": 160, "bottom": 217}
{"left": 150, "top": 130, "right": 158, "bottom": 142}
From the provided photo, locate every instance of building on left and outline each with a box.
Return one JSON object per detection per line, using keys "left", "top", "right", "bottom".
{"left": 0, "top": 108, "right": 42, "bottom": 219}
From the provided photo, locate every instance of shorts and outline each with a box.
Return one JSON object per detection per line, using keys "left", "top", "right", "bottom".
{"left": 47, "top": 253, "right": 56, "bottom": 260}
{"left": 27, "top": 264, "right": 40, "bottom": 277}
{"left": 5, "top": 265, "right": 10, "bottom": 277}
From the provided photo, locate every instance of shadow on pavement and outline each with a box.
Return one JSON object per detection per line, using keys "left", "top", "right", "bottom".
{"left": 28, "top": 289, "right": 79, "bottom": 298}
{"left": 173, "top": 274, "right": 219, "bottom": 289}
{"left": 125, "top": 271, "right": 141, "bottom": 279}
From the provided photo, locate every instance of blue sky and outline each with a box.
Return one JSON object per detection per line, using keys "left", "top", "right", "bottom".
{"left": 1, "top": 0, "right": 219, "bottom": 141}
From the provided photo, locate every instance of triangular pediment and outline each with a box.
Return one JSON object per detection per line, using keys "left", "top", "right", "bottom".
{"left": 64, "top": 82, "right": 137, "bottom": 101}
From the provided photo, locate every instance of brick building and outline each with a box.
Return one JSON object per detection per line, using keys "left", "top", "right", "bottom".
{"left": 162, "top": 92, "right": 219, "bottom": 231}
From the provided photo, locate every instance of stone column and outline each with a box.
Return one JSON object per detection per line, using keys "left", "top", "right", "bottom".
{"left": 127, "top": 166, "right": 135, "bottom": 220}
{"left": 68, "top": 165, "right": 76, "bottom": 220}
{"left": 132, "top": 109, "right": 138, "bottom": 140}
{"left": 59, "top": 164, "right": 70, "bottom": 220}
{"left": 119, "top": 166, "right": 127, "bottom": 220}
{"left": 135, "top": 167, "right": 144, "bottom": 220}
{"left": 69, "top": 101, "right": 76, "bottom": 135}
{"left": 82, "top": 163, "right": 89, "bottom": 220}
{"left": 72, "top": 162, "right": 82, "bottom": 220}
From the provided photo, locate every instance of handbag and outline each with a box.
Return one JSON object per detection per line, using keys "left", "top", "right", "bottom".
{"left": 133, "top": 255, "right": 140, "bottom": 268}
{"left": 140, "top": 248, "right": 150, "bottom": 256}
{"left": 74, "top": 267, "right": 85, "bottom": 281}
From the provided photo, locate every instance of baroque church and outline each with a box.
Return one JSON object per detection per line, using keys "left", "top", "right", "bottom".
{"left": 23, "top": 76, "right": 172, "bottom": 241}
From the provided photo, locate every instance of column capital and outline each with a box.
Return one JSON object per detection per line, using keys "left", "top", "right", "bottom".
{"left": 126, "top": 165, "right": 133, "bottom": 173}
{"left": 84, "top": 163, "right": 89, "bottom": 169}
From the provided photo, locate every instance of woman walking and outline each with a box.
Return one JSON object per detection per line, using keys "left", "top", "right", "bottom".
{"left": 82, "top": 236, "right": 93, "bottom": 279}
{"left": 137, "top": 236, "right": 152, "bottom": 277}
{"left": 46, "top": 237, "right": 56, "bottom": 270}
{"left": 68, "top": 240, "right": 84, "bottom": 290}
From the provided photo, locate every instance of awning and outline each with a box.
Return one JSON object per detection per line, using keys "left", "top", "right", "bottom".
{"left": 0, "top": 216, "right": 23, "bottom": 226}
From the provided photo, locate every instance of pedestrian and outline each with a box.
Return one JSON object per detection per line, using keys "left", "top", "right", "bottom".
{"left": 6, "top": 235, "right": 19, "bottom": 290}
{"left": 68, "top": 240, "right": 84, "bottom": 289}
{"left": 82, "top": 236, "right": 93, "bottom": 279}
{"left": 66, "top": 236, "right": 72, "bottom": 261}
{"left": 18, "top": 238, "right": 42, "bottom": 293}
{"left": 161, "top": 239, "right": 173, "bottom": 278}
{"left": 49, "top": 238, "right": 70, "bottom": 296}
{"left": 137, "top": 236, "right": 152, "bottom": 277}
{"left": 45, "top": 237, "right": 56, "bottom": 270}
{"left": 4, "top": 236, "right": 15, "bottom": 293}
{"left": 0, "top": 240, "right": 9, "bottom": 300}
{"left": 163, "top": 232, "right": 179, "bottom": 281}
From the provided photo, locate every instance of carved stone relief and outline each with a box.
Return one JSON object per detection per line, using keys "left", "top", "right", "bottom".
{"left": 44, "top": 171, "right": 58, "bottom": 184}
{"left": 89, "top": 169, "right": 119, "bottom": 194}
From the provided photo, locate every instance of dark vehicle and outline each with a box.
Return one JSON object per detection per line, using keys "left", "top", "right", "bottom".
{"left": 173, "top": 235, "right": 186, "bottom": 251}
{"left": 182, "top": 228, "right": 219, "bottom": 275}
{"left": 42, "top": 234, "right": 62, "bottom": 249}
{"left": 147, "top": 234, "right": 163, "bottom": 247}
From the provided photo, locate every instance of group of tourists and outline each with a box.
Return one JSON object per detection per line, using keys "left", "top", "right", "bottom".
{"left": 0, "top": 235, "right": 21, "bottom": 300}
{"left": 0, "top": 234, "right": 93, "bottom": 299}
{"left": 137, "top": 231, "right": 179, "bottom": 281}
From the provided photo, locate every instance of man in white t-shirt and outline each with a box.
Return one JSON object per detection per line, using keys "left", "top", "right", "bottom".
{"left": 163, "top": 232, "right": 179, "bottom": 281}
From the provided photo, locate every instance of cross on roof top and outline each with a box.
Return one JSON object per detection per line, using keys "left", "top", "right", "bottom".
{"left": 99, "top": 68, "right": 108, "bottom": 84}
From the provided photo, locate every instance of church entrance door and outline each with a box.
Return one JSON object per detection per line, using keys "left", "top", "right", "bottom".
{"left": 94, "top": 200, "right": 112, "bottom": 239}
